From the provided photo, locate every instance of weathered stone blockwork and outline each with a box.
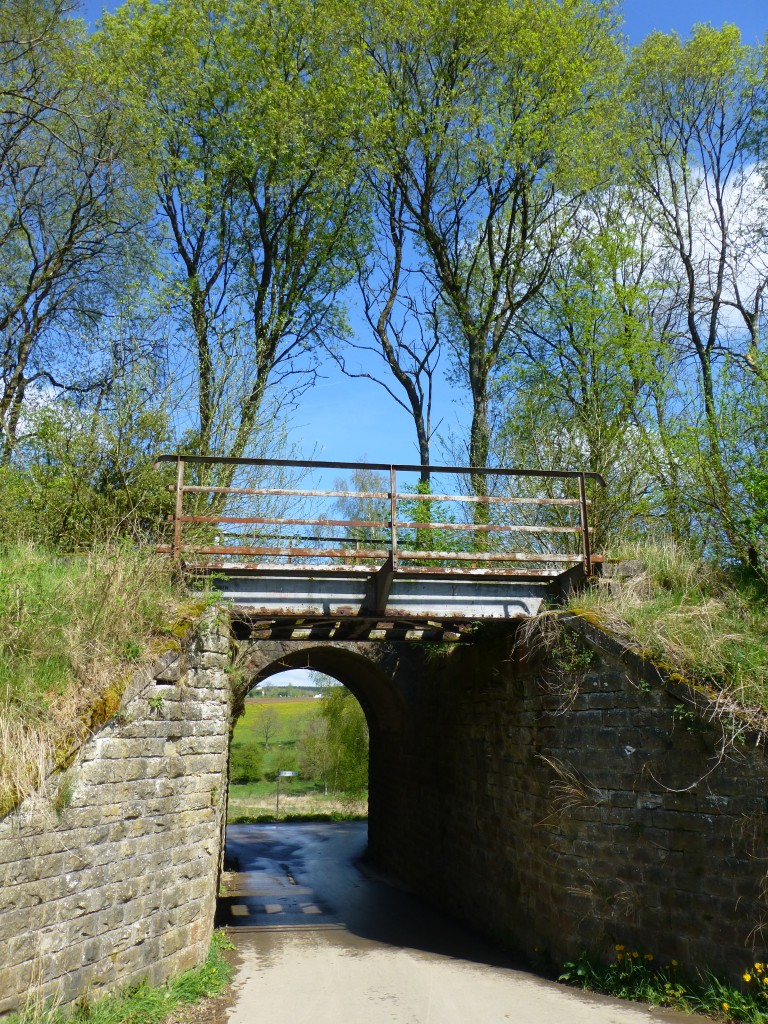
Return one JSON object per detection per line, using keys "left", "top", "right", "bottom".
{"left": 371, "top": 620, "right": 768, "bottom": 980}
{"left": 0, "top": 611, "right": 232, "bottom": 1016}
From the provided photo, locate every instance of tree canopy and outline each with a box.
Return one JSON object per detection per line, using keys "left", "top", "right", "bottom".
{"left": 1, "top": 0, "right": 767, "bottom": 574}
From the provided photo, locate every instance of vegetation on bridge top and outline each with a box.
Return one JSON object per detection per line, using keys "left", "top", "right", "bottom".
{"left": 0, "top": 544, "right": 187, "bottom": 815}
{"left": 565, "top": 540, "right": 768, "bottom": 731}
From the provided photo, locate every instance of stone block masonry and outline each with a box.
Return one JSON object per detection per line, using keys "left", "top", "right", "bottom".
{"left": 0, "top": 610, "right": 232, "bottom": 1016}
{"left": 371, "top": 617, "right": 768, "bottom": 982}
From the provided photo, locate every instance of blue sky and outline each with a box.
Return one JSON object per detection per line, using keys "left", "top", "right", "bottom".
{"left": 79, "top": 0, "right": 767, "bottom": 470}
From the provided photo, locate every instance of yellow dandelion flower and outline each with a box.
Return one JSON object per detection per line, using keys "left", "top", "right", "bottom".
{"left": 763, "top": 976, "right": 768, "bottom": 986}
{"left": 756, "top": 963, "right": 765, "bottom": 973}
{"left": 644, "top": 954, "right": 653, "bottom": 961}
{"left": 617, "top": 953, "right": 624, "bottom": 961}
{"left": 615, "top": 945, "right": 625, "bottom": 952}
{"left": 671, "top": 959, "right": 679, "bottom": 967}
{"left": 722, "top": 1002, "right": 730, "bottom": 1012}
{"left": 632, "top": 951, "right": 639, "bottom": 959}
{"left": 744, "top": 972, "right": 752, "bottom": 982}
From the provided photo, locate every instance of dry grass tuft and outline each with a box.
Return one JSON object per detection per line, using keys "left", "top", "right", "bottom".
{"left": 0, "top": 544, "right": 183, "bottom": 814}
{"left": 568, "top": 538, "right": 768, "bottom": 718}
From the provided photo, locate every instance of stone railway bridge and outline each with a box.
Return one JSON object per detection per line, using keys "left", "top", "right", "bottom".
{"left": 1, "top": 457, "right": 768, "bottom": 1013}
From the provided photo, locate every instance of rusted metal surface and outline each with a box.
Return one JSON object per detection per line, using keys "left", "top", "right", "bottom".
{"left": 394, "top": 520, "right": 589, "bottom": 534}
{"left": 154, "top": 455, "right": 606, "bottom": 619}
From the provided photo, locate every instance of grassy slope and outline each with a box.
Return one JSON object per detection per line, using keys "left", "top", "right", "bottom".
{"left": 567, "top": 541, "right": 768, "bottom": 720}
{"left": 232, "top": 697, "right": 318, "bottom": 780}
{"left": 0, "top": 544, "right": 188, "bottom": 814}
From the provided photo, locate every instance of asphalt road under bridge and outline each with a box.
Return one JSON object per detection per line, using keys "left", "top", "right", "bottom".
{"left": 212, "top": 823, "right": 699, "bottom": 1024}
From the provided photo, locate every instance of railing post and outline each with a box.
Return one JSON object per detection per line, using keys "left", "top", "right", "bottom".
{"left": 389, "top": 465, "right": 398, "bottom": 571}
{"left": 173, "top": 457, "right": 185, "bottom": 559}
{"left": 578, "top": 472, "right": 592, "bottom": 577}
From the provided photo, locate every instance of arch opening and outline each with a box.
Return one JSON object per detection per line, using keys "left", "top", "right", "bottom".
{"left": 227, "top": 664, "right": 371, "bottom": 821}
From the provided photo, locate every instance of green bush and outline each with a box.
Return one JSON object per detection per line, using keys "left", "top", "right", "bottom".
{"left": 229, "top": 740, "right": 264, "bottom": 783}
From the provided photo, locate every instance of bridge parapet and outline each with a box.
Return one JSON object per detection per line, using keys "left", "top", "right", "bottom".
{"left": 154, "top": 456, "right": 605, "bottom": 625}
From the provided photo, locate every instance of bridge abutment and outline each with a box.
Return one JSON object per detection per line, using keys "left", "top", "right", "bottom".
{"left": 367, "top": 620, "right": 768, "bottom": 978}
{"left": 3, "top": 605, "right": 768, "bottom": 1016}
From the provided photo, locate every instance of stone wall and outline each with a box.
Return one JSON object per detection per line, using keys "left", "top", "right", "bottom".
{"left": 0, "top": 610, "right": 232, "bottom": 1016}
{"left": 374, "top": 618, "right": 768, "bottom": 980}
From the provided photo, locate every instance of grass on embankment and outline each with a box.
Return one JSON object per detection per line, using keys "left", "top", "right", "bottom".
{"left": 559, "top": 946, "right": 768, "bottom": 1024}
{"left": 0, "top": 543, "right": 186, "bottom": 815}
{"left": 566, "top": 540, "right": 768, "bottom": 721}
{"left": 6, "top": 931, "right": 233, "bottom": 1024}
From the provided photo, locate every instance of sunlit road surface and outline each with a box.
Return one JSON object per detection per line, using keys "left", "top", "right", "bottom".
{"left": 217, "top": 822, "right": 699, "bottom": 1024}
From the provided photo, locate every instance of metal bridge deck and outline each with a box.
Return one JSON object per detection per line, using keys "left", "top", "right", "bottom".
{"left": 155, "top": 456, "right": 604, "bottom": 630}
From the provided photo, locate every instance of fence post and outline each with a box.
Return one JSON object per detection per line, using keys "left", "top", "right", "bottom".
{"left": 173, "top": 457, "right": 185, "bottom": 559}
{"left": 578, "top": 472, "right": 592, "bottom": 577}
{"left": 390, "top": 465, "right": 398, "bottom": 571}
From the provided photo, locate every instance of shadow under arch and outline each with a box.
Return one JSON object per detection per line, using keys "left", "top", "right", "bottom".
{"left": 240, "top": 641, "right": 407, "bottom": 737}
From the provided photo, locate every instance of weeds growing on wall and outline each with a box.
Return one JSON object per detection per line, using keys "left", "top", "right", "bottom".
{"left": 6, "top": 931, "right": 234, "bottom": 1023}
{"left": 559, "top": 946, "right": 768, "bottom": 1023}
{"left": 0, "top": 543, "right": 185, "bottom": 814}
{"left": 567, "top": 539, "right": 768, "bottom": 715}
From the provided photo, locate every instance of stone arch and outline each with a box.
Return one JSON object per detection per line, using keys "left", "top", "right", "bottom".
{"left": 234, "top": 639, "right": 411, "bottom": 862}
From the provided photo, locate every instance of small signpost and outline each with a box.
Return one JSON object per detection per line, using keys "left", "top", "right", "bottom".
{"left": 276, "top": 770, "right": 298, "bottom": 819}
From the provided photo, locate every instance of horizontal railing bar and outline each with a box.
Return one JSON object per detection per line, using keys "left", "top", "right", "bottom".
{"left": 401, "top": 565, "right": 568, "bottom": 578}
{"left": 394, "top": 521, "right": 589, "bottom": 535}
{"left": 172, "top": 484, "right": 588, "bottom": 507}
{"left": 394, "top": 492, "right": 587, "bottom": 506}
{"left": 154, "top": 453, "right": 606, "bottom": 486}
{"left": 173, "top": 515, "right": 390, "bottom": 529}
{"left": 171, "top": 515, "right": 589, "bottom": 536}
{"left": 177, "top": 485, "right": 391, "bottom": 500}
{"left": 207, "top": 533, "right": 385, "bottom": 545}
{"left": 397, "top": 549, "right": 581, "bottom": 563}
{"left": 159, "top": 545, "right": 390, "bottom": 559}
{"left": 160, "top": 554, "right": 602, "bottom": 571}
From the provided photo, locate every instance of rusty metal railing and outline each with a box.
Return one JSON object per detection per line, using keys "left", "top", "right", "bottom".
{"left": 153, "top": 456, "right": 605, "bottom": 578}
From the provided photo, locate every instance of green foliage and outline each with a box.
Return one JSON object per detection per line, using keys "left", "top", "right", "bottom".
{"left": 229, "top": 739, "right": 264, "bottom": 784}
{"left": 95, "top": 0, "right": 376, "bottom": 470}
{"left": 570, "top": 540, "right": 768, "bottom": 713}
{"left": 624, "top": 25, "right": 768, "bottom": 572}
{"left": 316, "top": 686, "right": 369, "bottom": 795}
{"left": 6, "top": 931, "right": 233, "bottom": 1023}
{"left": 0, "top": 388, "right": 175, "bottom": 549}
{"left": 365, "top": 0, "right": 624, "bottom": 475}
{"left": 559, "top": 947, "right": 768, "bottom": 1023}
{"left": 0, "top": 543, "right": 180, "bottom": 810}
{"left": 290, "top": 688, "right": 369, "bottom": 795}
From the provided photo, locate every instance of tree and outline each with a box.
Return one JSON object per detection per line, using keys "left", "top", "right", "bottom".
{"left": 297, "top": 716, "right": 335, "bottom": 794}
{"left": 329, "top": 176, "right": 441, "bottom": 480}
{"left": 256, "top": 705, "right": 280, "bottom": 750}
{"left": 362, "top": 0, "right": 623, "bottom": 519}
{"left": 0, "top": 367, "right": 174, "bottom": 548}
{"left": 498, "top": 190, "right": 670, "bottom": 549}
{"left": 230, "top": 739, "right": 263, "bottom": 784}
{"left": 97, "top": 0, "right": 375, "bottom": 494}
{"left": 628, "top": 25, "right": 768, "bottom": 568}
{"left": 0, "top": 0, "right": 147, "bottom": 463}
{"left": 298, "top": 687, "right": 368, "bottom": 794}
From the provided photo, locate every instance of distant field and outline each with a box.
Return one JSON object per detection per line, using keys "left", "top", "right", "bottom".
{"left": 234, "top": 697, "right": 318, "bottom": 743}
{"left": 228, "top": 695, "right": 368, "bottom": 820}
{"left": 227, "top": 783, "right": 367, "bottom": 821}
